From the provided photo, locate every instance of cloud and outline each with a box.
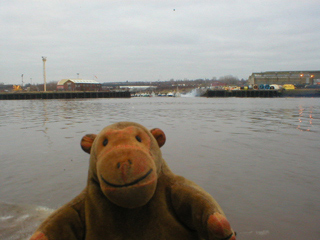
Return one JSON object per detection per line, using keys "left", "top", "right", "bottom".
{"left": 1, "top": 0, "right": 320, "bottom": 84}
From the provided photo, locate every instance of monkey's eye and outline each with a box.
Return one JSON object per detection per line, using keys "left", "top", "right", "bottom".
{"left": 135, "top": 136, "right": 142, "bottom": 142}
{"left": 103, "top": 138, "right": 108, "bottom": 146}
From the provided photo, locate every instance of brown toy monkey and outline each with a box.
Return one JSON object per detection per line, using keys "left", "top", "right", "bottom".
{"left": 30, "top": 122, "right": 236, "bottom": 240}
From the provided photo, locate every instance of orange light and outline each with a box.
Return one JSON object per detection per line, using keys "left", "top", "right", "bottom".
{"left": 300, "top": 74, "right": 304, "bottom": 77}
{"left": 311, "top": 75, "right": 314, "bottom": 78}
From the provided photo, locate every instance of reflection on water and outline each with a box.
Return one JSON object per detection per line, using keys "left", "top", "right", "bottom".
{"left": 0, "top": 97, "right": 319, "bottom": 240}
{"left": 297, "top": 105, "right": 315, "bottom": 132}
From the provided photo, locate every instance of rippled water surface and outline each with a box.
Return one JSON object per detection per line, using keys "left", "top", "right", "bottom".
{"left": 0, "top": 97, "right": 319, "bottom": 239}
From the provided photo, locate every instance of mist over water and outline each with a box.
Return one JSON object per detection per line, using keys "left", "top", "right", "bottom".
{"left": 0, "top": 97, "right": 319, "bottom": 239}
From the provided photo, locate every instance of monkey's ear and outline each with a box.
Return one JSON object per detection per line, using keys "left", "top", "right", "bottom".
{"left": 150, "top": 128, "right": 166, "bottom": 148}
{"left": 80, "top": 134, "right": 97, "bottom": 154}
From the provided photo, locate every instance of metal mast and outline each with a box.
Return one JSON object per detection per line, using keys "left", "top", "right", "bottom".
{"left": 42, "top": 56, "right": 47, "bottom": 92}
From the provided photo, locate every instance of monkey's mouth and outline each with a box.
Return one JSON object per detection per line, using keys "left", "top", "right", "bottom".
{"left": 100, "top": 169, "right": 153, "bottom": 188}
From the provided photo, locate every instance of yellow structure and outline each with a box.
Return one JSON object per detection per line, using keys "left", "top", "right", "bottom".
{"left": 282, "top": 84, "right": 295, "bottom": 90}
{"left": 13, "top": 85, "right": 22, "bottom": 91}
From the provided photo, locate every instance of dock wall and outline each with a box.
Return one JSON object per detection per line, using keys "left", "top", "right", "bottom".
{"left": 205, "top": 90, "right": 282, "bottom": 98}
{"left": 0, "top": 91, "right": 131, "bottom": 100}
{"left": 205, "top": 89, "right": 320, "bottom": 98}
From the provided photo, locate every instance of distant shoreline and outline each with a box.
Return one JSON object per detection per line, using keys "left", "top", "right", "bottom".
{"left": 1, "top": 89, "right": 319, "bottom": 100}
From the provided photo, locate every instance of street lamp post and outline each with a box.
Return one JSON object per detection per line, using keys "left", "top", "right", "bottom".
{"left": 42, "top": 56, "right": 47, "bottom": 92}
{"left": 310, "top": 74, "right": 314, "bottom": 85}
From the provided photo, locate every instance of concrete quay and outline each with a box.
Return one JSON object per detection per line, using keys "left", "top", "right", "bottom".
{"left": 0, "top": 91, "right": 131, "bottom": 100}
{"left": 205, "top": 89, "right": 320, "bottom": 98}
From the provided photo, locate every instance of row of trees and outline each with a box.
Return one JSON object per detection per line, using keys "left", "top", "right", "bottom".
{"left": 165, "top": 76, "right": 247, "bottom": 88}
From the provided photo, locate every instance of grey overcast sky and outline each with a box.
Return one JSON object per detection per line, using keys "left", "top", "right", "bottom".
{"left": 1, "top": 0, "right": 320, "bottom": 84}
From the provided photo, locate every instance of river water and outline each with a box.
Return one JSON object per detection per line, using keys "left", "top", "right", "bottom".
{"left": 0, "top": 96, "right": 319, "bottom": 240}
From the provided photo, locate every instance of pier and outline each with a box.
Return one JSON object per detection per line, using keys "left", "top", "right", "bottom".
{"left": 205, "top": 89, "right": 282, "bottom": 98}
{"left": 0, "top": 91, "right": 131, "bottom": 100}
{"left": 205, "top": 89, "right": 320, "bottom": 98}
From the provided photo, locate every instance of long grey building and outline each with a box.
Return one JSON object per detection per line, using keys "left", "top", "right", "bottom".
{"left": 248, "top": 71, "right": 320, "bottom": 86}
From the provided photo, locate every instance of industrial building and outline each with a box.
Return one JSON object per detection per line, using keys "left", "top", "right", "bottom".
{"left": 248, "top": 71, "right": 320, "bottom": 86}
{"left": 57, "top": 79, "right": 101, "bottom": 91}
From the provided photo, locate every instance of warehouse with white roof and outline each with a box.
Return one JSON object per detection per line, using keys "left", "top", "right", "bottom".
{"left": 57, "top": 79, "right": 101, "bottom": 91}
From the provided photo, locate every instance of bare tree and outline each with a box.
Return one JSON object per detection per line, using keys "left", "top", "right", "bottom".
{"left": 218, "top": 75, "right": 240, "bottom": 85}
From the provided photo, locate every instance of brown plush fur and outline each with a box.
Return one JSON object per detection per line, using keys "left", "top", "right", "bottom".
{"left": 30, "top": 122, "right": 236, "bottom": 240}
